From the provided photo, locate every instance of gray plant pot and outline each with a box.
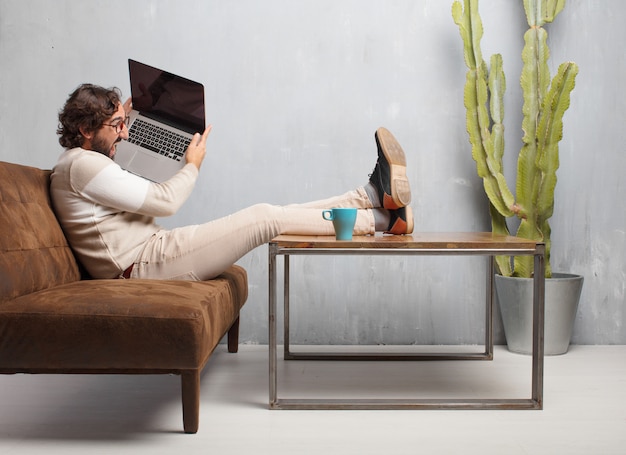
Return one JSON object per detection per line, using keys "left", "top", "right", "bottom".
{"left": 495, "top": 273, "right": 584, "bottom": 355}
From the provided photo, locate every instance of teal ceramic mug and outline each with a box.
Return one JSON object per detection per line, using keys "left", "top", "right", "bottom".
{"left": 322, "top": 208, "right": 357, "bottom": 240}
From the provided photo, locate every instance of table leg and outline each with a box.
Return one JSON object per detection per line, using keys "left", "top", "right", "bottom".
{"left": 268, "top": 243, "right": 278, "bottom": 408}
{"left": 531, "top": 244, "right": 546, "bottom": 409}
{"left": 485, "top": 255, "right": 495, "bottom": 359}
{"left": 284, "top": 255, "right": 291, "bottom": 359}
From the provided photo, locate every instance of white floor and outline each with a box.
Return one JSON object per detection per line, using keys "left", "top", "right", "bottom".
{"left": 0, "top": 345, "right": 624, "bottom": 455}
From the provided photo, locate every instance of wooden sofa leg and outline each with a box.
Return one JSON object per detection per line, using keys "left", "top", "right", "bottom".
{"left": 228, "top": 316, "right": 240, "bottom": 353}
{"left": 181, "top": 370, "right": 200, "bottom": 434}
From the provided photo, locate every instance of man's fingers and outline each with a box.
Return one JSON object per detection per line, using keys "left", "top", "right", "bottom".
{"left": 199, "top": 125, "right": 212, "bottom": 144}
{"left": 123, "top": 97, "right": 133, "bottom": 114}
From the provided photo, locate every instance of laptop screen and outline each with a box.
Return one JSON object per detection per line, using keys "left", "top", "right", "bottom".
{"left": 129, "top": 59, "right": 205, "bottom": 134}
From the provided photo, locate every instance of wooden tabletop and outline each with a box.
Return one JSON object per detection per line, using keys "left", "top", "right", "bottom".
{"left": 270, "top": 232, "right": 540, "bottom": 251}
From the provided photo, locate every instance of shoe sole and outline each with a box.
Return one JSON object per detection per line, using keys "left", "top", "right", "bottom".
{"left": 376, "top": 127, "right": 411, "bottom": 209}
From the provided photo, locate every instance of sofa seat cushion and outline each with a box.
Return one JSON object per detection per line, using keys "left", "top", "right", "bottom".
{"left": 0, "top": 266, "right": 247, "bottom": 371}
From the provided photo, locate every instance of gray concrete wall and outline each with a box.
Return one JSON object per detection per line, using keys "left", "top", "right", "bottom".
{"left": 1, "top": 0, "right": 623, "bottom": 344}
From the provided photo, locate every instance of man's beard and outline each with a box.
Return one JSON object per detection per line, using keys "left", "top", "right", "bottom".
{"left": 91, "top": 135, "right": 121, "bottom": 159}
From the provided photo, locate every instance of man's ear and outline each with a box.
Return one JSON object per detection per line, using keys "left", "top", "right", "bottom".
{"left": 79, "top": 126, "right": 93, "bottom": 140}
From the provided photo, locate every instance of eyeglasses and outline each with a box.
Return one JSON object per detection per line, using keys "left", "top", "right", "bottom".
{"left": 102, "top": 116, "right": 130, "bottom": 134}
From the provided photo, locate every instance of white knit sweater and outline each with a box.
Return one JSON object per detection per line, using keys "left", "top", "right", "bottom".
{"left": 50, "top": 148, "right": 198, "bottom": 278}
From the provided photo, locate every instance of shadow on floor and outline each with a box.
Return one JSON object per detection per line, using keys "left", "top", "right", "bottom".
{"left": 0, "top": 358, "right": 223, "bottom": 440}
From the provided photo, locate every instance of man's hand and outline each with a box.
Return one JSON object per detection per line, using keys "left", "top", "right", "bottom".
{"left": 185, "top": 125, "right": 212, "bottom": 170}
{"left": 123, "top": 97, "right": 133, "bottom": 115}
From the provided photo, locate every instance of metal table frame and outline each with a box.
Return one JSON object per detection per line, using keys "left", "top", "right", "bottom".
{"left": 268, "top": 234, "right": 545, "bottom": 410}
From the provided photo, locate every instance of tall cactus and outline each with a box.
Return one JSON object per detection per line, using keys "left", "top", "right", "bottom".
{"left": 452, "top": 0, "right": 578, "bottom": 278}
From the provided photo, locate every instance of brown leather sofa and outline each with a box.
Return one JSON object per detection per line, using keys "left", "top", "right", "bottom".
{"left": 0, "top": 161, "right": 248, "bottom": 433}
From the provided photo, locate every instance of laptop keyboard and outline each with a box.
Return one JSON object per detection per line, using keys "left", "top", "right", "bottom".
{"left": 126, "top": 118, "right": 190, "bottom": 162}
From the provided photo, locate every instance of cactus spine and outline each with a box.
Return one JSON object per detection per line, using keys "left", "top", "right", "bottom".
{"left": 452, "top": 0, "right": 578, "bottom": 278}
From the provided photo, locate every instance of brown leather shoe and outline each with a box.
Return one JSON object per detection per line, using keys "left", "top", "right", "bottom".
{"left": 385, "top": 206, "right": 414, "bottom": 235}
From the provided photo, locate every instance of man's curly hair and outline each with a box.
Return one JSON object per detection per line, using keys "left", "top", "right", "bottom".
{"left": 57, "top": 84, "right": 122, "bottom": 149}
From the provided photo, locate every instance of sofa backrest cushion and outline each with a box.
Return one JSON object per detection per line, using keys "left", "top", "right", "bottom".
{"left": 0, "top": 161, "right": 81, "bottom": 302}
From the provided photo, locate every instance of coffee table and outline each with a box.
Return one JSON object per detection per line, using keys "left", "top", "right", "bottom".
{"left": 268, "top": 233, "right": 545, "bottom": 410}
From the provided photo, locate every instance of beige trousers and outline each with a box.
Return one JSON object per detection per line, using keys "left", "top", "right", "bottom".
{"left": 131, "top": 187, "right": 375, "bottom": 280}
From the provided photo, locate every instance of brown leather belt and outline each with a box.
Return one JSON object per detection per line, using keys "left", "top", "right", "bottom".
{"left": 120, "top": 264, "right": 134, "bottom": 279}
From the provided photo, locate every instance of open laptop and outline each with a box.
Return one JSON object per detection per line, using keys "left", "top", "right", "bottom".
{"left": 114, "top": 59, "right": 206, "bottom": 183}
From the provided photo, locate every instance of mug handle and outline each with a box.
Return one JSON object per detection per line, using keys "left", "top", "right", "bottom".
{"left": 322, "top": 210, "right": 334, "bottom": 221}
